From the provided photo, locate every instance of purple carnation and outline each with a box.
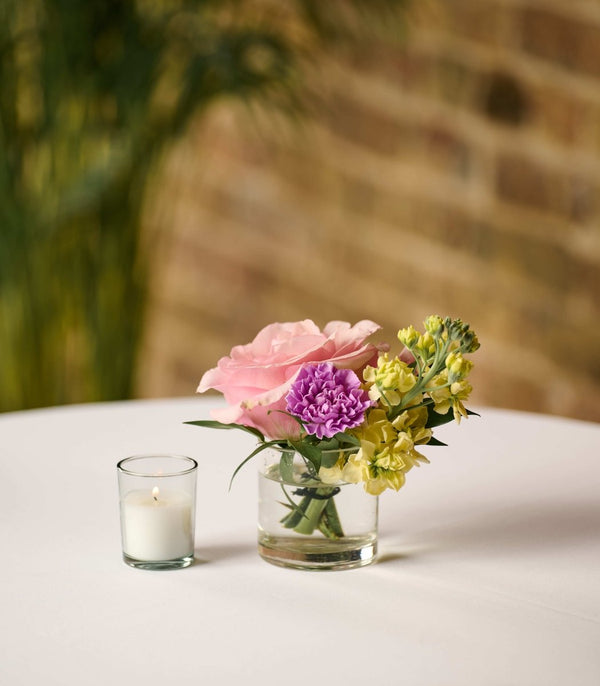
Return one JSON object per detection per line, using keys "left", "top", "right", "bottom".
{"left": 285, "top": 362, "right": 373, "bottom": 439}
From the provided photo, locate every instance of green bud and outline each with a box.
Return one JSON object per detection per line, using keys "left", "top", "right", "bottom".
{"left": 460, "top": 330, "right": 480, "bottom": 353}
{"left": 449, "top": 318, "right": 469, "bottom": 341}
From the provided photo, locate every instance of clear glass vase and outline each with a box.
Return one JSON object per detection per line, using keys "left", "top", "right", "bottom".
{"left": 257, "top": 447, "right": 378, "bottom": 570}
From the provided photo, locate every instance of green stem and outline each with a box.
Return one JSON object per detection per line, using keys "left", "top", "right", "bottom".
{"left": 292, "top": 494, "right": 329, "bottom": 535}
{"left": 421, "top": 381, "right": 452, "bottom": 394}
{"left": 411, "top": 346, "right": 425, "bottom": 377}
{"left": 399, "top": 398, "right": 435, "bottom": 413}
{"left": 400, "top": 338, "right": 450, "bottom": 409}
{"left": 320, "top": 497, "right": 344, "bottom": 539}
{"left": 280, "top": 486, "right": 345, "bottom": 539}
{"left": 280, "top": 491, "right": 311, "bottom": 529}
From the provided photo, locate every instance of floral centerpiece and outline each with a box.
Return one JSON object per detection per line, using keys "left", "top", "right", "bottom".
{"left": 187, "top": 316, "right": 479, "bottom": 569}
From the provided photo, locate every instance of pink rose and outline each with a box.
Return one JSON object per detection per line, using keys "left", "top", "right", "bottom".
{"left": 198, "top": 319, "right": 384, "bottom": 438}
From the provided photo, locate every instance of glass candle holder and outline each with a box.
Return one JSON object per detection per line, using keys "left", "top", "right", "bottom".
{"left": 117, "top": 454, "right": 197, "bottom": 570}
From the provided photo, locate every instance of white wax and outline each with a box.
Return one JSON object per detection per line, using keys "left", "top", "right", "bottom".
{"left": 121, "top": 488, "right": 193, "bottom": 561}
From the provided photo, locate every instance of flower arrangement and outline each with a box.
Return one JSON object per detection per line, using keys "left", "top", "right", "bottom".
{"left": 187, "top": 316, "right": 479, "bottom": 542}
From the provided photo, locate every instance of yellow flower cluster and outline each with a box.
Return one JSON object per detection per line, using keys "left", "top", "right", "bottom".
{"left": 344, "top": 408, "right": 431, "bottom": 495}
{"left": 399, "top": 326, "right": 437, "bottom": 362}
{"left": 425, "top": 351, "right": 474, "bottom": 423}
{"left": 429, "top": 372, "right": 472, "bottom": 423}
{"left": 320, "top": 408, "right": 431, "bottom": 494}
{"left": 363, "top": 353, "right": 416, "bottom": 406}
{"left": 320, "top": 315, "right": 480, "bottom": 495}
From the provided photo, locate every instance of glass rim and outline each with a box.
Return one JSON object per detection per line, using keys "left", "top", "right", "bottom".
{"left": 266, "top": 445, "right": 359, "bottom": 455}
{"left": 117, "top": 454, "right": 197, "bottom": 477}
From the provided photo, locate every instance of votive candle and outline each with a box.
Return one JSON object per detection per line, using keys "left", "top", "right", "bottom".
{"left": 117, "top": 455, "right": 197, "bottom": 570}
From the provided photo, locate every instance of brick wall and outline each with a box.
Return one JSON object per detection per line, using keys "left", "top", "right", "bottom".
{"left": 137, "top": 0, "right": 600, "bottom": 422}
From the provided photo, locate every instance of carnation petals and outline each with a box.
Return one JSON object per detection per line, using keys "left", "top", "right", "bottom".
{"left": 286, "top": 362, "right": 373, "bottom": 439}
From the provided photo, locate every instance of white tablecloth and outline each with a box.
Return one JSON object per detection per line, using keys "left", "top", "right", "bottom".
{"left": 1, "top": 398, "right": 599, "bottom": 685}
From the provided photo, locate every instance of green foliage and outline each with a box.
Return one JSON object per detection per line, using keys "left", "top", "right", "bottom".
{"left": 184, "top": 418, "right": 265, "bottom": 441}
{"left": 185, "top": 416, "right": 363, "bottom": 487}
{"left": 0, "top": 0, "right": 407, "bottom": 412}
{"left": 425, "top": 406, "right": 479, "bottom": 429}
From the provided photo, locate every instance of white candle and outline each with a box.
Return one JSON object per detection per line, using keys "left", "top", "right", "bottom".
{"left": 121, "top": 487, "right": 193, "bottom": 561}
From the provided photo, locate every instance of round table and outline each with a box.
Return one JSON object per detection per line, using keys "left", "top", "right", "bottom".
{"left": 1, "top": 398, "right": 599, "bottom": 685}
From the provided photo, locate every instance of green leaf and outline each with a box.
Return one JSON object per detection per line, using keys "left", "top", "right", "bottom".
{"left": 426, "top": 436, "right": 448, "bottom": 447}
{"left": 228, "top": 440, "right": 283, "bottom": 490}
{"left": 425, "top": 407, "right": 480, "bottom": 429}
{"left": 184, "top": 419, "right": 265, "bottom": 442}
{"left": 279, "top": 449, "right": 296, "bottom": 484}
{"left": 279, "top": 485, "right": 311, "bottom": 528}
{"left": 320, "top": 450, "right": 341, "bottom": 469}
{"left": 289, "top": 439, "right": 323, "bottom": 473}
{"left": 334, "top": 432, "right": 360, "bottom": 447}
{"left": 316, "top": 437, "right": 340, "bottom": 451}
{"left": 320, "top": 497, "right": 345, "bottom": 539}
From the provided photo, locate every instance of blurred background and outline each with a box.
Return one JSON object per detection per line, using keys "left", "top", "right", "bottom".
{"left": 2, "top": 0, "right": 599, "bottom": 421}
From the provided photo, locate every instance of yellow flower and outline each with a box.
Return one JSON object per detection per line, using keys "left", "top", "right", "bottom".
{"left": 318, "top": 464, "right": 344, "bottom": 485}
{"left": 365, "top": 471, "right": 404, "bottom": 496}
{"left": 393, "top": 406, "right": 433, "bottom": 446}
{"left": 429, "top": 370, "right": 472, "bottom": 423}
{"left": 415, "top": 332, "right": 436, "bottom": 360}
{"left": 363, "top": 354, "right": 416, "bottom": 406}
{"left": 346, "top": 408, "right": 431, "bottom": 494}
{"left": 424, "top": 315, "right": 444, "bottom": 337}
{"left": 429, "top": 371, "right": 451, "bottom": 412}
{"left": 398, "top": 325, "right": 419, "bottom": 348}
{"left": 449, "top": 380, "right": 472, "bottom": 422}
{"left": 342, "top": 450, "right": 371, "bottom": 484}
{"left": 445, "top": 351, "right": 473, "bottom": 382}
